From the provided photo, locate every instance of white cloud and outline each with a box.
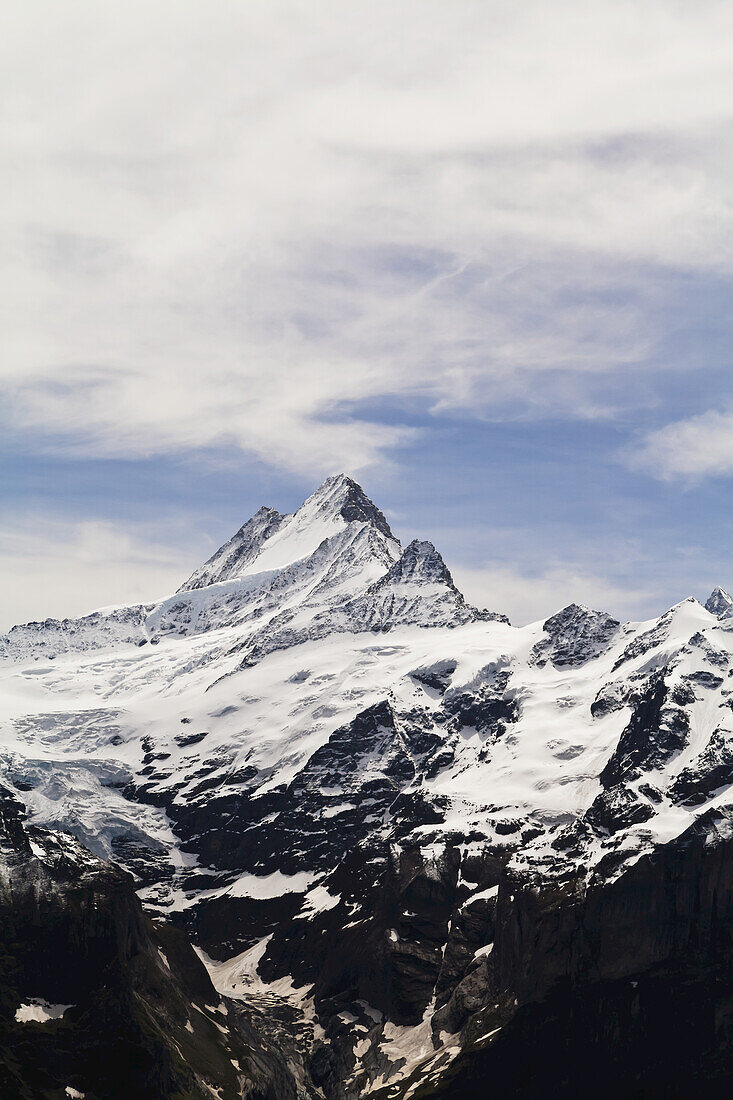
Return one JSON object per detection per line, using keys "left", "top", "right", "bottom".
{"left": 631, "top": 408, "right": 733, "bottom": 481}
{"left": 452, "top": 561, "right": 653, "bottom": 626}
{"left": 3, "top": 1, "right": 733, "bottom": 474}
{"left": 0, "top": 517, "right": 197, "bottom": 631}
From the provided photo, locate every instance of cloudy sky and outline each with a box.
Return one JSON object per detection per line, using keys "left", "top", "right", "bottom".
{"left": 3, "top": 0, "right": 733, "bottom": 629}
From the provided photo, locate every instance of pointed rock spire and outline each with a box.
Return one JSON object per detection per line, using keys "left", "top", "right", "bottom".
{"left": 705, "top": 586, "right": 733, "bottom": 618}
{"left": 531, "top": 603, "right": 620, "bottom": 669}
{"left": 338, "top": 538, "right": 508, "bottom": 631}
{"left": 304, "top": 474, "right": 394, "bottom": 539}
{"left": 381, "top": 539, "right": 454, "bottom": 587}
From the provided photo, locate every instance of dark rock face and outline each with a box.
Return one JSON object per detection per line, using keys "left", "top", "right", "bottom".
{"left": 259, "top": 841, "right": 463, "bottom": 1030}
{"left": 530, "top": 603, "right": 620, "bottom": 669}
{"left": 336, "top": 475, "right": 394, "bottom": 539}
{"left": 686, "top": 630, "right": 730, "bottom": 667}
{"left": 410, "top": 659, "right": 458, "bottom": 693}
{"left": 600, "top": 670, "right": 689, "bottom": 787}
{"left": 0, "top": 792, "right": 308, "bottom": 1099}
{"left": 685, "top": 669, "right": 724, "bottom": 689}
{"left": 705, "top": 585, "right": 733, "bottom": 618}
{"left": 585, "top": 782, "right": 655, "bottom": 834}
{"left": 671, "top": 726, "right": 733, "bottom": 805}
{"left": 590, "top": 676, "right": 639, "bottom": 718}
{"left": 441, "top": 665, "right": 519, "bottom": 739}
{"left": 390, "top": 810, "right": 733, "bottom": 1099}
{"left": 428, "top": 963, "right": 733, "bottom": 1100}
{"left": 434, "top": 878, "right": 501, "bottom": 1013}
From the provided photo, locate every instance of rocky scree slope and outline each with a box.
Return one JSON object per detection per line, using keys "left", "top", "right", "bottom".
{"left": 1, "top": 474, "right": 733, "bottom": 1096}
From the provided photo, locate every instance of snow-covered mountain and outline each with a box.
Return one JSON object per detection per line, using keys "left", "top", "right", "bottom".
{"left": 1, "top": 474, "right": 732, "bottom": 1097}
{"left": 0, "top": 475, "right": 501, "bottom": 668}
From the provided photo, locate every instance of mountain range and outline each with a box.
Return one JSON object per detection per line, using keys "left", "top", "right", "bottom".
{"left": 1, "top": 473, "right": 732, "bottom": 1098}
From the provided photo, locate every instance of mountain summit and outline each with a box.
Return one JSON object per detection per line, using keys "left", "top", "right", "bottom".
{"left": 180, "top": 473, "right": 393, "bottom": 592}
{"left": 308, "top": 472, "right": 394, "bottom": 538}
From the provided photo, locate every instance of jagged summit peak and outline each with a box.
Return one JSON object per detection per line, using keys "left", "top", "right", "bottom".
{"left": 531, "top": 601, "right": 620, "bottom": 669}
{"left": 543, "top": 602, "right": 615, "bottom": 626}
{"left": 336, "top": 536, "right": 510, "bottom": 630}
{"left": 302, "top": 473, "right": 394, "bottom": 539}
{"left": 705, "top": 585, "right": 733, "bottom": 618}
{"left": 232, "top": 503, "right": 280, "bottom": 533}
{"left": 311, "top": 471, "right": 355, "bottom": 494}
{"left": 179, "top": 475, "right": 396, "bottom": 593}
{"left": 386, "top": 539, "right": 454, "bottom": 586}
{"left": 546, "top": 601, "right": 588, "bottom": 619}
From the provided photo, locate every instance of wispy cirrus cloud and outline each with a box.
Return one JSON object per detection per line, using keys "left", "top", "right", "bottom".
{"left": 4, "top": 1, "right": 733, "bottom": 477}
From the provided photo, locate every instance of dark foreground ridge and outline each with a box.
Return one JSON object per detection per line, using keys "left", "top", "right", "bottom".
{"left": 374, "top": 809, "right": 733, "bottom": 1099}
{"left": 0, "top": 787, "right": 308, "bottom": 1100}
{"left": 2, "top": 785, "right": 732, "bottom": 1097}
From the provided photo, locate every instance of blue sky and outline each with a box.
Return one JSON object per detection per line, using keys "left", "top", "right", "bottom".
{"left": 3, "top": 1, "right": 733, "bottom": 628}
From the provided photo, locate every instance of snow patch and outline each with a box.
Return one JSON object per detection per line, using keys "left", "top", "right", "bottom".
{"left": 15, "top": 999, "right": 73, "bottom": 1023}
